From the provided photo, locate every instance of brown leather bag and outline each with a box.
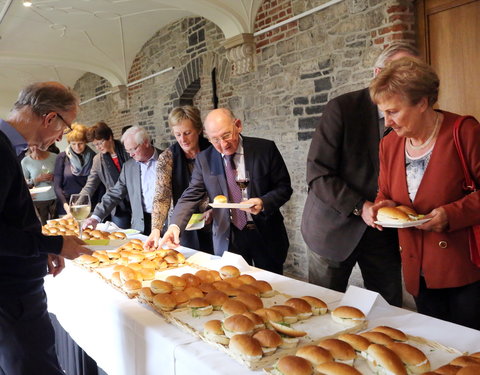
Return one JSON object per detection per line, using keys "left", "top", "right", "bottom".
{"left": 453, "top": 115, "right": 480, "bottom": 267}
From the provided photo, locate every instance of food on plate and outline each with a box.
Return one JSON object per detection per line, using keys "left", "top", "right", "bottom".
{"left": 376, "top": 206, "right": 411, "bottom": 223}
{"left": 203, "top": 319, "right": 229, "bottom": 345}
{"left": 360, "top": 331, "right": 394, "bottom": 345}
{"left": 111, "top": 231, "right": 127, "bottom": 239}
{"left": 371, "top": 326, "right": 408, "bottom": 342}
{"left": 272, "top": 355, "right": 313, "bottom": 375}
{"left": 387, "top": 342, "right": 430, "bottom": 374}
{"left": 222, "top": 299, "right": 248, "bottom": 316}
{"left": 184, "top": 286, "right": 204, "bottom": 299}
{"left": 395, "top": 205, "right": 419, "bottom": 218}
{"left": 299, "top": 296, "right": 328, "bottom": 315}
{"left": 330, "top": 306, "right": 366, "bottom": 326}
{"left": 165, "top": 275, "right": 186, "bottom": 291}
{"left": 234, "top": 292, "right": 263, "bottom": 311}
{"left": 150, "top": 280, "right": 173, "bottom": 294}
{"left": 365, "top": 344, "right": 407, "bottom": 375}
{"left": 138, "top": 287, "right": 154, "bottom": 302}
{"left": 337, "top": 333, "right": 371, "bottom": 356}
{"left": 237, "top": 274, "right": 256, "bottom": 284}
{"left": 153, "top": 293, "right": 176, "bottom": 311}
{"left": 213, "top": 194, "right": 228, "bottom": 204}
{"left": 228, "top": 334, "right": 263, "bottom": 362}
{"left": 219, "top": 265, "right": 241, "bottom": 279}
{"left": 242, "top": 312, "right": 266, "bottom": 331}
{"left": 270, "top": 305, "right": 299, "bottom": 324}
{"left": 205, "top": 290, "right": 229, "bottom": 310}
{"left": 252, "top": 329, "right": 283, "bottom": 356}
{"left": 315, "top": 362, "right": 362, "bottom": 375}
{"left": 285, "top": 298, "right": 313, "bottom": 320}
{"left": 222, "top": 314, "right": 255, "bottom": 338}
{"left": 251, "top": 280, "right": 274, "bottom": 297}
{"left": 450, "top": 356, "right": 480, "bottom": 367}
{"left": 170, "top": 290, "right": 189, "bottom": 307}
{"left": 317, "top": 338, "right": 356, "bottom": 365}
{"left": 296, "top": 345, "right": 333, "bottom": 366}
{"left": 457, "top": 365, "right": 480, "bottom": 375}
{"left": 188, "top": 297, "right": 213, "bottom": 317}
{"left": 123, "top": 279, "right": 142, "bottom": 298}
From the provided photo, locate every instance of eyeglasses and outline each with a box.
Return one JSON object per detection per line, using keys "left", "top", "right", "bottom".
{"left": 92, "top": 139, "right": 107, "bottom": 148}
{"left": 209, "top": 132, "right": 234, "bottom": 145}
{"left": 55, "top": 112, "right": 73, "bottom": 134}
{"left": 125, "top": 144, "right": 140, "bottom": 155}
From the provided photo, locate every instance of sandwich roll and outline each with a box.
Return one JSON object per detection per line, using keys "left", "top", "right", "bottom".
{"left": 285, "top": 298, "right": 313, "bottom": 320}
{"left": 242, "top": 312, "right": 266, "bottom": 331}
{"left": 360, "top": 331, "right": 394, "bottom": 346}
{"left": 296, "top": 345, "right": 333, "bottom": 366}
{"left": 203, "top": 319, "right": 229, "bottom": 345}
{"left": 228, "top": 334, "right": 263, "bottom": 362}
{"left": 377, "top": 206, "right": 411, "bottom": 223}
{"left": 222, "top": 314, "right": 255, "bottom": 338}
{"left": 213, "top": 195, "right": 228, "bottom": 204}
{"left": 365, "top": 344, "right": 407, "bottom": 375}
{"left": 450, "top": 356, "right": 480, "bottom": 367}
{"left": 433, "top": 364, "right": 461, "bottom": 375}
{"left": 300, "top": 296, "right": 328, "bottom": 315}
{"left": 188, "top": 297, "right": 213, "bottom": 317}
{"left": 272, "top": 355, "right": 313, "bottom": 375}
{"left": 219, "top": 265, "right": 240, "bottom": 279}
{"left": 251, "top": 280, "right": 275, "bottom": 298}
{"left": 387, "top": 342, "right": 430, "bottom": 374}
{"left": 270, "top": 305, "right": 299, "bottom": 324}
{"left": 252, "top": 329, "right": 283, "bottom": 356}
{"left": 317, "top": 338, "right": 356, "bottom": 365}
{"left": 372, "top": 326, "right": 408, "bottom": 342}
{"left": 152, "top": 293, "right": 176, "bottom": 311}
{"left": 315, "top": 362, "right": 362, "bottom": 375}
{"left": 331, "top": 306, "right": 366, "bottom": 326}
{"left": 338, "top": 333, "right": 371, "bottom": 356}
{"left": 457, "top": 365, "right": 480, "bottom": 375}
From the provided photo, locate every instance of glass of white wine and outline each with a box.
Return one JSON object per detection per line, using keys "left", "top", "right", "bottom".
{"left": 69, "top": 193, "right": 91, "bottom": 239}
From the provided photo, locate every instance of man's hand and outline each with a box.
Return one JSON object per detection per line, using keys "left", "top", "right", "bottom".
{"left": 158, "top": 225, "right": 181, "bottom": 249}
{"left": 82, "top": 217, "right": 99, "bottom": 230}
{"left": 47, "top": 254, "right": 65, "bottom": 277}
{"left": 144, "top": 228, "right": 160, "bottom": 251}
{"left": 241, "top": 198, "right": 263, "bottom": 215}
{"left": 417, "top": 207, "right": 448, "bottom": 232}
{"left": 202, "top": 209, "right": 213, "bottom": 225}
{"left": 369, "top": 199, "right": 397, "bottom": 230}
{"left": 360, "top": 201, "right": 375, "bottom": 226}
{"left": 60, "top": 235, "right": 92, "bottom": 260}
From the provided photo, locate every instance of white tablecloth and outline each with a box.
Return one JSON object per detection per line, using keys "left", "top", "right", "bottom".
{"left": 45, "top": 249, "right": 480, "bottom": 375}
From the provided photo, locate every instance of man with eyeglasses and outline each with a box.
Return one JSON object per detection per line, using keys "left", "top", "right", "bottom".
{"left": 159, "top": 108, "right": 292, "bottom": 274}
{"left": 82, "top": 126, "right": 161, "bottom": 235}
{"left": 0, "top": 81, "right": 92, "bottom": 374}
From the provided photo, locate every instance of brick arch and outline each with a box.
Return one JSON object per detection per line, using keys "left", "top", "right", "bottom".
{"left": 171, "top": 57, "right": 203, "bottom": 108}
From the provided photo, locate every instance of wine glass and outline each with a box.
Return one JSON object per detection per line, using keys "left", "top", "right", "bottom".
{"left": 235, "top": 170, "right": 250, "bottom": 201}
{"left": 69, "top": 194, "right": 91, "bottom": 239}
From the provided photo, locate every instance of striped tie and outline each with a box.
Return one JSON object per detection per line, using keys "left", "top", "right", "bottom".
{"left": 224, "top": 154, "right": 247, "bottom": 230}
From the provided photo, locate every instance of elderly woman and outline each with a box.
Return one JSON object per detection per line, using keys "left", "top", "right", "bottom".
{"left": 80, "top": 121, "right": 131, "bottom": 229}
{"left": 54, "top": 123, "right": 99, "bottom": 216}
{"left": 369, "top": 56, "right": 480, "bottom": 330}
{"left": 145, "top": 105, "right": 212, "bottom": 252}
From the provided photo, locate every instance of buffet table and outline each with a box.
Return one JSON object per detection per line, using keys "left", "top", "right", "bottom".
{"left": 44, "top": 247, "right": 480, "bottom": 375}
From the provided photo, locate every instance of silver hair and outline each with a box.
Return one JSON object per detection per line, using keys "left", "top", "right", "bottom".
{"left": 374, "top": 42, "right": 419, "bottom": 69}
{"left": 121, "top": 125, "right": 151, "bottom": 145}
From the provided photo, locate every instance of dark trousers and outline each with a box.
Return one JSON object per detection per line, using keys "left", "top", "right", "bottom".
{"left": 415, "top": 277, "right": 480, "bottom": 330}
{"left": 143, "top": 212, "right": 151, "bottom": 236}
{"left": 0, "top": 290, "right": 63, "bottom": 375}
{"left": 34, "top": 199, "right": 57, "bottom": 226}
{"left": 111, "top": 209, "right": 131, "bottom": 230}
{"left": 308, "top": 227, "right": 402, "bottom": 307}
{"left": 230, "top": 223, "right": 283, "bottom": 274}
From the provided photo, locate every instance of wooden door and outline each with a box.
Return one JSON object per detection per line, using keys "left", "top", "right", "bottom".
{"left": 416, "top": 0, "right": 480, "bottom": 119}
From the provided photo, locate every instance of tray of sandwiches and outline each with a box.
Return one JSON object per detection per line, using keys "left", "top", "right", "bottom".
{"left": 263, "top": 325, "right": 475, "bottom": 375}
{"left": 127, "top": 265, "right": 367, "bottom": 370}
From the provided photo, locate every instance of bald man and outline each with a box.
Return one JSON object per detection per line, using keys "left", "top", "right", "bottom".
{"left": 159, "top": 108, "right": 292, "bottom": 274}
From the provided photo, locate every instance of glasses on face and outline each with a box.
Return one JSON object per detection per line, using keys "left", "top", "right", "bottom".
{"left": 92, "top": 139, "right": 107, "bottom": 148}
{"left": 209, "top": 131, "right": 234, "bottom": 145}
{"left": 55, "top": 112, "right": 73, "bottom": 134}
{"left": 125, "top": 144, "right": 140, "bottom": 155}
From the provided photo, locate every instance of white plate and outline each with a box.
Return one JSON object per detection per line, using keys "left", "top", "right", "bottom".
{"left": 209, "top": 203, "right": 254, "bottom": 209}
{"left": 374, "top": 218, "right": 431, "bottom": 228}
{"left": 29, "top": 186, "right": 51, "bottom": 194}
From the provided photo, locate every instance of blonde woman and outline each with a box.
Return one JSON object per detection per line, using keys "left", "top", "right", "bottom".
{"left": 53, "top": 123, "right": 97, "bottom": 215}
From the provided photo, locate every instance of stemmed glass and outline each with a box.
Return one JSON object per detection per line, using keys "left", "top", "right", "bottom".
{"left": 235, "top": 170, "right": 250, "bottom": 201}
{"left": 69, "top": 193, "right": 91, "bottom": 239}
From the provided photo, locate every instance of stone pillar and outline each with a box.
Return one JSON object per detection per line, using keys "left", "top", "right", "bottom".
{"left": 223, "top": 33, "right": 256, "bottom": 75}
{"left": 110, "top": 85, "right": 128, "bottom": 109}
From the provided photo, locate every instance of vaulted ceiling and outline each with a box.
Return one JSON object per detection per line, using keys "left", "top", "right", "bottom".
{"left": 0, "top": 0, "right": 264, "bottom": 116}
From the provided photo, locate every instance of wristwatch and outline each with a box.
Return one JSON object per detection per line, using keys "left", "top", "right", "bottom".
{"left": 353, "top": 200, "right": 365, "bottom": 216}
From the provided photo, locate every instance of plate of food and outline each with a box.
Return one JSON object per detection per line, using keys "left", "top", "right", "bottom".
{"left": 29, "top": 186, "right": 51, "bottom": 194}
{"left": 374, "top": 206, "right": 431, "bottom": 228}
{"left": 208, "top": 195, "right": 253, "bottom": 209}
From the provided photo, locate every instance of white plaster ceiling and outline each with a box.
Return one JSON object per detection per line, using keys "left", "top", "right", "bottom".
{"left": 0, "top": 0, "right": 263, "bottom": 116}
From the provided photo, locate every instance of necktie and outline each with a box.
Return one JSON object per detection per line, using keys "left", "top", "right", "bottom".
{"left": 224, "top": 154, "right": 247, "bottom": 230}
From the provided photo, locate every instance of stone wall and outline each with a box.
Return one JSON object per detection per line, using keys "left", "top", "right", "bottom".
{"left": 74, "top": 0, "right": 416, "bottom": 280}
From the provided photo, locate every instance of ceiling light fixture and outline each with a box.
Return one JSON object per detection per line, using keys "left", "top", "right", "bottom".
{"left": 23, "top": 0, "right": 33, "bottom": 7}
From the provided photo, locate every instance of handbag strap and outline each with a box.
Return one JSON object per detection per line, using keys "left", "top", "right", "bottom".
{"left": 452, "top": 115, "right": 477, "bottom": 192}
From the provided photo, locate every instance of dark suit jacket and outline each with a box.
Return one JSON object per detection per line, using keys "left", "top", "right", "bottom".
{"left": 171, "top": 136, "right": 292, "bottom": 259}
{"left": 92, "top": 148, "right": 161, "bottom": 233}
{"left": 377, "top": 111, "right": 480, "bottom": 296}
{"left": 301, "top": 88, "right": 393, "bottom": 261}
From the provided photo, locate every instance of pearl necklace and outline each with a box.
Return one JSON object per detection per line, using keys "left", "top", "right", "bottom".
{"left": 408, "top": 112, "right": 441, "bottom": 150}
